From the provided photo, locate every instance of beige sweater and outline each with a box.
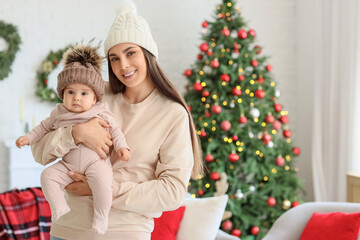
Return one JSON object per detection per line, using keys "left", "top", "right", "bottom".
{"left": 31, "top": 86, "right": 194, "bottom": 239}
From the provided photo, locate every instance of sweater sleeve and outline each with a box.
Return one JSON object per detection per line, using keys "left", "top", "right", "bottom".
{"left": 31, "top": 126, "right": 77, "bottom": 166}
{"left": 111, "top": 110, "right": 194, "bottom": 213}
{"left": 99, "top": 109, "right": 129, "bottom": 152}
{"left": 26, "top": 110, "right": 55, "bottom": 145}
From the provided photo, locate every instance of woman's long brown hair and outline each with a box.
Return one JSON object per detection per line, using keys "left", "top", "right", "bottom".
{"left": 108, "top": 47, "right": 203, "bottom": 179}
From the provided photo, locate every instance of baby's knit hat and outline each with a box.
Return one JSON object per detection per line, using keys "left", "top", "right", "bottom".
{"left": 57, "top": 43, "right": 105, "bottom": 101}
{"left": 104, "top": 0, "right": 158, "bottom": 59}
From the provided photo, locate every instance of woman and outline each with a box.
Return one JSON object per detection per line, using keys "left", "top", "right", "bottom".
{"left": 32, "top": 1, "right": 203, "bottom": 240}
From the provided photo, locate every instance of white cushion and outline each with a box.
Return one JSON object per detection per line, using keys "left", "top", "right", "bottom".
{"left": 177, "top": 195, "right": 228, "bottom": 240}
{"left": 215, "top": 229, "right": 239, "bottom": 240}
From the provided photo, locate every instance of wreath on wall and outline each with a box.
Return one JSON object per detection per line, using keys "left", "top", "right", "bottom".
{"left": 0, "top": 21, "right": 21, "bottom": 80}
{"left": 36, "top": 45, "right": 71, "bottom": 103}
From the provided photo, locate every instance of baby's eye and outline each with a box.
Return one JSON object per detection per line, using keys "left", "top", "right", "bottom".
{"left": 68, "top": 90, "right": 74, "bottom": 94}
{"left": 82, "top": 92, "right": 88, "bottom": 96}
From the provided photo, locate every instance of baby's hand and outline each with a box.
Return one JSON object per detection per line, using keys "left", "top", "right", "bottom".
{"left": 15, "top": 136, "right": 29, "bottom": 149}
{"left": 117, "top": 148, "right": 130, "bottom": 161}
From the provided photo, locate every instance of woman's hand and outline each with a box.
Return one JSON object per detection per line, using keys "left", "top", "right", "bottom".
{"left": 65, "top": 171, "right": 92, "bottom": 196}
{"left": 72, "top": 118, "right": 112, "bottom": 159}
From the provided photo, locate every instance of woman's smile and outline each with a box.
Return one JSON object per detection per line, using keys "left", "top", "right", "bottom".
{"left": 123, "top": 70, "right": 137, "bottom": 80}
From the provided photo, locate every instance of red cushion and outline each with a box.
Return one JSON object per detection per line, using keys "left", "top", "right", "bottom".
{"left": 151, "top": 206, "right": 186, "bottom": 240}
{"left": 300, "top": 212, "right": 360, "bottom": 240}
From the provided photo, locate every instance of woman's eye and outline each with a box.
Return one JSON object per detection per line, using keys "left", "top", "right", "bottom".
{"left": 127, "top": 51, "right": 136, "bottom": 56}
{"left": 110, "top": 57, "right": 118, "bottom": 62}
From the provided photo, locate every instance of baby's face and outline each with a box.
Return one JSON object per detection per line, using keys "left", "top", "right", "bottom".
{"left": 63, "top": 83, "right": 97, "bottom": 113}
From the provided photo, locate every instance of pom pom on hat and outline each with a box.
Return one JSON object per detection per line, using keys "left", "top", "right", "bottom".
{"left": 117, "top": 0, "right": 137, "bottom": 14}
{"left": 57, "top": 42, "right": 105, "bottom": 101}
{"left": 104, "top": 0, "right": 158, "bottom": 59}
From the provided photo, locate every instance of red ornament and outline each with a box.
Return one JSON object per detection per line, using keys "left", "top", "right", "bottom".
{"left": 283, "top": 130, "right": 292, "bottom": 138}
{"left": 200, "top": 43, "right": 209, "bottom": 52}
{"left": 204, "top": 112, "right": 211, "bottom": 117}
{"left": 232, "top": 135, "right": 239, "bottom": 141}
{"left": 251, "top": 226, "right": 260, "bottom": 235}
{"left": 197, "top": 189, "right": 204, "bottom": 196}
{"left": 207, "top": 51, "right": 213, "bottom": 56}
{"left": 248, "top": 29, "right": 256, "bottom": 38}
{"left": 211, "top": 60, "right": 220, "bottom": 68}
{"left": 202, "top": 21, "right": 208, "bottom": 28}
{"left": 193, "top": 82, "right": 203, "bottom": 91}
{"left": 231, "top": 229, "right": 242, "bottom": 237}
{"left": 273, "top": 120, "right": 281, "bottom": 130}
{"left": 251, "top": 59, "right": 258, "bottom": 67}
{"left": 197, "top": 54, "right": 203, "bottom": 60}
{"left": 238, "top": 75, "right": 245, "bottom": 81}
{"left": 254, "top": 45, "right": 262, "bottom": 54}
{"left": 257, "top": 77, "right": 264, "bottom": 83}
{"left": 265, "top": 115, "right": 275, "bottom": 123}
{"left": 202, "top": 90, "right": 210, "bottom": 97}
{"left": 255, "top": 89, "right": 265, "bottom": 98}
{"left": 262, "top": 133, "right": 272, "bottom": 144}
{"left": 237, "top": 29, "right": 248, "bottom": 39}
{"left": 210, "top": 172, "right": 220, "bottom": 181}
{"left": 266, "top": 65, "right": 273, "bottom": 71}
{"left": 267, "top": 197, "right": 276, "bottom": 207}
{"left": 211, "top": 105, "right": 222, "bottom": 114}
{"left": 200, "top": 130, "right": 207, "bottom": 138}
{"left": 221, "top": 28, "right": 230, "bottom": 36}
{"left": 292, "top": 201, "right": 300, "bottom": 208}
{"left": 292, "top": 147, "right": 301, "bottom": 155}
{"left": 222, "top": 220, "right": 233, "bottom": 231}
{"left": 184, "top": 69, "right": 192, "bottom": 77}
{"left": 233, "top": 43, "right": 239, "bottom": 53}
{"left": 220, "top": 73, "right": 230, "bottom": 82}
{"left": 187, "top": 105, "right": 192, "bottom": 112}
{"left": 54, "top": 60, "right": 58, "bottom": 65}
{"left": 275, "top": 156, "right": 285, "bottom": 166}
{"left": 279, "top": 115, "right": 289, "bottom": 124}
{"left": 228, "top": 153, "right": 239, "bottom": 162}
{"left": 205, "top": 154, "right": 214, "bottom": 163}
{"left": 44, "top": 79, "right": 48, "bottom": 85}
{"left": 220, "top": 120, "right": 231, "bottom": 131}
{"left": 238, "top": 116, "right": 247, "bottom": 124}
{"left": 232, "top": 87, "right": 242, "bottom": 96}
{"left": 274, "top": 103, "right": 282, "bottom": 112}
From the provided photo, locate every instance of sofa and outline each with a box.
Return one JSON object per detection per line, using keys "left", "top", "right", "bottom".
{"left": 2, "top": 188, "right": 359, "bottom": 240}
{"left": 262, "top": 201, "right": 360, "bottom": 240}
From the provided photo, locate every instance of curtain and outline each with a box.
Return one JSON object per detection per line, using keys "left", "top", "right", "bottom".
{"left": 312, "top": 0, "right": 360, "bottom": 201}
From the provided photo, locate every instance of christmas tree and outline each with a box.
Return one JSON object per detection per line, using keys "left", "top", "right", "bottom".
{"left": 184, "top": 1, "right": 304, "bottom": 239}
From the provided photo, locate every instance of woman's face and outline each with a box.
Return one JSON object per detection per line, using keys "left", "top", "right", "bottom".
{"left": 108, "top": 43, "right": 151, "bottom": 90}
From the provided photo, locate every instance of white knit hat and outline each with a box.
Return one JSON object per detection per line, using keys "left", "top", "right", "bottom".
{"left": 104, "top": 0, "right": 158, "bottom": 59}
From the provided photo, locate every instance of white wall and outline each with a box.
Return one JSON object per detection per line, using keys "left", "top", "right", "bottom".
{"left": 0, "top": 0, "right": 313, "bottom": 200}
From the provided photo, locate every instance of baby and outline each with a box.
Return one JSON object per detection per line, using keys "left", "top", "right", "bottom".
{"left": 15, "top": 43, "right": 130, "bottom": 234}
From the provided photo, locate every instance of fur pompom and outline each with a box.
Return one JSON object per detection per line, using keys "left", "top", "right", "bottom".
{"left": 62, "top": 41, "right": 103, "bottom": 72}
{"left": 117, "top": 0, "right": 137, "bottom": 15}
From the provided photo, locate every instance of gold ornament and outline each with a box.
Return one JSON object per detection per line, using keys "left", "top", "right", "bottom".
{"left": 282, "top": 200, "right": 291, "bottom": 210}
